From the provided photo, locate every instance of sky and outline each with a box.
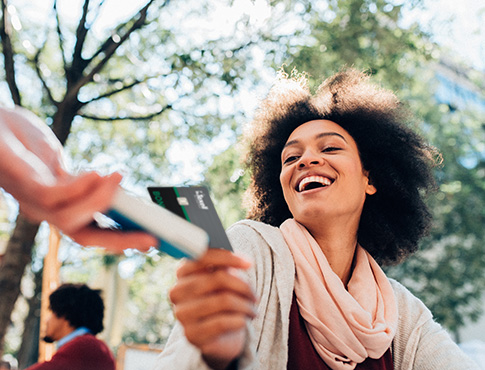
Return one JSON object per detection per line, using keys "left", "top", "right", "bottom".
{"left": 403, "top": 0, "right": 484, "bottom": 71}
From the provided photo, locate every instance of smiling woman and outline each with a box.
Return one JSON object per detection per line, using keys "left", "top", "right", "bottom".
{"left": 154, "top": 69, "right": 478, "bottom": 370}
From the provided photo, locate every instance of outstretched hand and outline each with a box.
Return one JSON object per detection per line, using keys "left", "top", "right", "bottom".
{"left": 170, "top": 249, "right": 257, "bottom": 369}
{"left": 0, "top": 106, "right": 156, "bottom": 252}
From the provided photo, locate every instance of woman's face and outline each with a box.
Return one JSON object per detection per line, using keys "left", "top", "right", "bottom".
{"left": 279, "top": 120, "right": 376, "bottom": 227}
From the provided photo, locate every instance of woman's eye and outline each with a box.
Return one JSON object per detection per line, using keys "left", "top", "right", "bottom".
{"left": 283, "top": 155, "right": 299, "bottom": 164}
{"left": 322, "top": 146, "right": 341, "bottom": 153}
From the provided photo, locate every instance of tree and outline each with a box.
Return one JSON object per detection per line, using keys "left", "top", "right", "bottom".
{"left": 0, "top": 0, "right": 166, "bottom": 353}
{"left": 0, "top": 0, "right": 269, "bottom": 355}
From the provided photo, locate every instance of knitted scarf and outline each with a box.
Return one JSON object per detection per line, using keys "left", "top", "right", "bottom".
{"left": 280, "top": 219, "right": 398, "bottom": 370}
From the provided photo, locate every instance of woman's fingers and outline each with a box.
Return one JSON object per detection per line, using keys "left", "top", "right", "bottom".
{"left": 177, "top": 248, "right": 252, "bottom": 278}
{"left": 184, "top": 313, "right": 249, "bottom": 348}
{"left": 173, "top": 289, "right": 257, "bottom": 324}
{"left": 170, "top": 268, "right": 256, "bottom": 305}
{"left": 168, "top": 249, "right": 256, "bottom": 363}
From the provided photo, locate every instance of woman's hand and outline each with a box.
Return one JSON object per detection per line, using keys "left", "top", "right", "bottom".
{"left": 169, "top": 249, "right": 257, "bottom": 369}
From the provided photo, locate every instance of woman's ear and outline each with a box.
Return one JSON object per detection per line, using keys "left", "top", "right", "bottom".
{"left": 366, "top": 183, "right": 377, "bottom": 195}
{"left": 364, "top": 171, "right": 377, "bottom": 195}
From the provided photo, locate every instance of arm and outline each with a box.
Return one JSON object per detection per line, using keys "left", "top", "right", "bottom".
{"left": 0, "top": 106, "right": 156, "bottom": 252}
{"left": 155, "top": 220, "right": 291, "bottom": 370}
{"left": 412, "top": 318, "right": 480, "bottom": 370}
{"left": 390, "top": 279, "right": 480, "bottom": 370}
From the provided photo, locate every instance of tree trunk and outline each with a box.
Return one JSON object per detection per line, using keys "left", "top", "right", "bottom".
{"left": 16, "top": 268, "right": 43, "bottom": 369}
{"left": 0, "top": 215, "right": 39, "bottom": 356}
{"left": 51, "top": 100, "right": 80, "bottom": 145}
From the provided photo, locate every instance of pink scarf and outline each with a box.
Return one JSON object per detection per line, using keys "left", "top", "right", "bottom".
{"left": 280, "top": 219, "right": 398, "bottom": 370}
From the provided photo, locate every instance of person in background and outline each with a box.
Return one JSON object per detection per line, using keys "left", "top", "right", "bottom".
{"left": 0, "top": 106, "right": 156, "bottom": 252}
{"left": 26, "top": 283, "right": 115, "bottom": 370}
{"left": 154, "top": 69, "right": 479, "bottom": 369}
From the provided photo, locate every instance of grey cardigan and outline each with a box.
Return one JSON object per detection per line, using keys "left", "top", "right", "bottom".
{"left": 154, "top": 220, "right": 479, "bottom": 369}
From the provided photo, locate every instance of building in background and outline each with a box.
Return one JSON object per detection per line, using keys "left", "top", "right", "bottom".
{"left": 434, "top": 57, "right": 485, "bottom": 113}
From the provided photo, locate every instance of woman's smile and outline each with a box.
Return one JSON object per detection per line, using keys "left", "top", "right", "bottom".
{"left": 297, "top": 174, "right": 334, "bottom": 192}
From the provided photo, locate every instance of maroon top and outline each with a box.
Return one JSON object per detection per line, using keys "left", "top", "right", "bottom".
{"left": 287, "top": 294, "right": 393, "bottom": 370}
{"left": 26, "top": 334, "right": 116, "bottom": 370}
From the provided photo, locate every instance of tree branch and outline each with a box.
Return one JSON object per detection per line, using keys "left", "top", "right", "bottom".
{"left": 89, "top": 0, "right": 157, "bottom": 62}
{"left": 0, "top": 0, "right": 21, "bottom": 105}
{"left": 32, "top": 47, "right": 58, "bottom": 105}
{"left": 71, "top": 0, "right": 106, "bottom": 66}
{"left": 90, "top": 0, "right": 154, "bottom": 64}
{"left": 86, "top": 0, "right": 106, "bottom": 30}
{"left": 79, "top": 104, "right": 172, "bottom": 121}
{"left": 88, "top": 80, "right": 143, "bottom": 102}
{"left": 71, "top": 0, "right": 91, "bottom": 73}
{"left": 53, "top": 0, "right": 67, "bottom": 69}
{"left": 64, "top": 0, "right": 156, "bottom": 103}
{"left": 82, "top": 74, "right": 164, "bottom": 103}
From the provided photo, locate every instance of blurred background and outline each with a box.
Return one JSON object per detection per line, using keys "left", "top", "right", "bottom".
{"left": 0, "top": 0, "right": 484, "bottom": 368}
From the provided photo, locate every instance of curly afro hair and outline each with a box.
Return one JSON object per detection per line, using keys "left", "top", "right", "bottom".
{"left": 49, "top": 283, "right": 105, "bottom": 335}
{"left": 244, "top": 68, "right": 439, "bottom": 265}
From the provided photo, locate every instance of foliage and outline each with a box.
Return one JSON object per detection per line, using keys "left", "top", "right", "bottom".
{"left": 386, "top": 94, "right": 485, "bottom": 339}
{"left": 203, "top": 143, "right": 250, "bottom": 228}
{"left": 120, "top": 253, "right": 177, "bottom": 346}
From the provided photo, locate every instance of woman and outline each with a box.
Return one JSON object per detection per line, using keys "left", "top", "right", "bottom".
{"left": 155, "top": 69, "right": 478, "bottom": 369}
